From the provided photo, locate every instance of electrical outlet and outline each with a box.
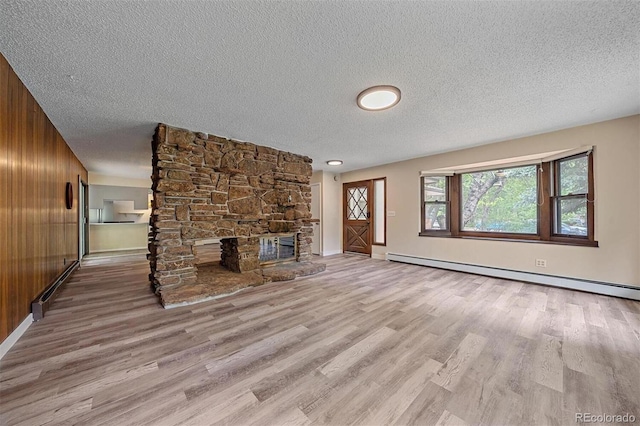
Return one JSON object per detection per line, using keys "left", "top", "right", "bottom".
{"left": 535, "top": 258, "right": 547, "bottom": 268}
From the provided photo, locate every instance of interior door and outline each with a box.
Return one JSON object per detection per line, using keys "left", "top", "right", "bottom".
{"left": 343, "top": 180, "right": 372, "bottom": 255}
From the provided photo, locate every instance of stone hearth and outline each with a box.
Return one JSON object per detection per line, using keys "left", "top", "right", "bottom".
{"left": 148, "top": 124, "right": 325, "bottom": 307}
{"left": 160, "top": 261, "right": 264, "bottom": 307}
{"left": 262, "top": 262, "right": 327, "bottom": 283}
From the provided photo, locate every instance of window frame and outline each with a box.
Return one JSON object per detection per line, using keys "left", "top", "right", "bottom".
{"left": 457, "top": 163, "right": 540, "bottom": 239}
{"left": 419, "top": 151, "right": 597, "bottom": 247}
{"left": 420, "top": 175, "right": 451, "bottom": 235}
{"left": 548, "top": 152, "right": 595, "bottom": 245}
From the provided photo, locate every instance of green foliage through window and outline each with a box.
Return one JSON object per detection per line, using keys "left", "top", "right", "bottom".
{"left": 461, "top": 165, "right": 538, "bottom": 234}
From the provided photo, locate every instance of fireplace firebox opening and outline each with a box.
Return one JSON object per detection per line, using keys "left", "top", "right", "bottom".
{"left": 259, "top": 234, "right": 297, "bottom": 265}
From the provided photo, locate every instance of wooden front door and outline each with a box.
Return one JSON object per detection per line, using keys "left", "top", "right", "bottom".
{"left": 343, "top": 180, "right": 372, "bottom": 255}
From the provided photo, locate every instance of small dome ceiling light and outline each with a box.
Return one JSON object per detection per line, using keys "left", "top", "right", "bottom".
{"left": 357, "top": 85, "right": 401, "bottom": 111}
{"left": 326, "top": 160, "right": 343, "bottom": 166}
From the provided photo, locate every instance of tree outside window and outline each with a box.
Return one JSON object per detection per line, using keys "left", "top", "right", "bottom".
{"left": 461, "top": 165, "right": 537, "bottom": 234}
{"left": 422, "top": 176, "right": 448, "bottom": 231}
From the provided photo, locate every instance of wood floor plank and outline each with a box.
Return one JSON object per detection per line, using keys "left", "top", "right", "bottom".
{"left": 206, "top": 324, "right": 309, "bottom": 375}
{"left": 250, "top": 325, "right": 359, "bottom": 402}
{"left": 365, "top": 358, "right": 442, "bottom": 425}
{"left": 517, "top": 308, "right": 541, "bottom": 339}
{"left": 620, "top": 309, "right": 640, "bottom": 341}
{"left": 435, "top": 409, "right": 468, "bottom": 426}
{"left": 586, "top": 302, "right": 607, "bottom": 328}
{"left": 14, "top": 397, "right": 93, "bottom": 426}
{"left": 1, "top": 249, "right": 639, "bottom": 425}
{"left": 532, "top": 333, "right": 564, "bottom": 393}
{"left": 250, "top": 405, "right": 311, "bottom": 426}
{"left": 158, "top": 388, "right": 259, "bottom": 426}
{"left": 318, "top": 326, "right": 396, "bottom": 378}
{"left": 431, "top": 333, "right": 487, "bottom": 392}
{"left": 394, "top": 381, "right": 451, "bottom": 425}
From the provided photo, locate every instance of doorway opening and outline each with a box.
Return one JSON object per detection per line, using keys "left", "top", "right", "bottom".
{"left": 79, "top": 177, "right": 89, "bottom": 259}
{"left": 343, "top": 178, "right": 386, "bottom": 256}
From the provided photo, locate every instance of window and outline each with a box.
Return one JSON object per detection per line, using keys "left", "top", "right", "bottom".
{"left": 419, "top": 151, "right": 596, "bottom": 246}
{"left": 461, "top": 165, "right": 537, "bottom": 234}
{"left": 553, "top": 154, "right": 589, "bottom": 237}
{"left": 421, "top": 176, "right": 449, "bottom": 232}
{"left": 347, "top": 186, "right": 368, "bottom": 220}
{"left": 373, "top": 178, "right": 386, "bottom": 245}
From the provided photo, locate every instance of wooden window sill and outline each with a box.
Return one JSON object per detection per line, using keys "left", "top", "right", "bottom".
{"left": 418, "top": 232, "right": 598, "bottom": 247}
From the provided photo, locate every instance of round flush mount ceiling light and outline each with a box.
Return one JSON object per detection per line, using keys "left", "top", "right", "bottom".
{"left": 326, "top": 160, "right": 343, "bottom": 166}
{"left": 357, "top": 85, "right": 401, "bottom": 111}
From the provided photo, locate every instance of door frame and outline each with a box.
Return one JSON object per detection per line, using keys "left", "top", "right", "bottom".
{"left": 343, "top": 180, "right": 373, "bottom": 256}
{"left": 310, "top": 182, "right": 322, "bottom": 255}
{"left": 78, "top": 176, "right": 89, "bottom": 260}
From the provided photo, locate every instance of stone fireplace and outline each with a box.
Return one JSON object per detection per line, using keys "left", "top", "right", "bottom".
{"left": 148, "top": 124, "right": 325, "bottom": 307}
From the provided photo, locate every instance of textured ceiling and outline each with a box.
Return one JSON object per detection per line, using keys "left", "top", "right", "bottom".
{"left": 1, "top": 1, "right": 638, "bottom": 179}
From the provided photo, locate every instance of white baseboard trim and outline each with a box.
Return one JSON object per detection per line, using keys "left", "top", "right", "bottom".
{"left": 386, "top": 253, "right": 640, "bottom": 301}
{"left": 0, "top": 314, "right": 33, "bottom": 361}
{"left": 322, "top": 249, "right": 343, "bottom": 256}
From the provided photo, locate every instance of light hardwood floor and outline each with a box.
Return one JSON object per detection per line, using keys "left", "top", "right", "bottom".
{"left": 1, "top": 252, "right": 639, "bottom": 425}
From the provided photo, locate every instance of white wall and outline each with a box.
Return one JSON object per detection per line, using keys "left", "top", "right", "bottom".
{"left": 89, "top": 223, "right": 149, "bottom": 252}
{"left": 337, "top": 115, "right": 640, "bottom": 287}
{"left": 88, "top": 172, "right": 151, "bottom": 188}
{"left": 322, "top": 171, "right": 342, "bottom": 255}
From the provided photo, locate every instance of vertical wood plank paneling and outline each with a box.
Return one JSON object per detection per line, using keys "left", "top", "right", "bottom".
{"left": 0, "top": 55, "right": 9, "bottom": 340}
{"left": 8, "top": 62, "right": 21, "bottom": 333}
{"left": 0, "top": 53, "right": 88, "bottom": 343}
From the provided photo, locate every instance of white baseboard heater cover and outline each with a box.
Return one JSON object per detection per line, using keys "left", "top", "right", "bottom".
{"left": 386, "top": 253, "right": 640, "bottom": 301}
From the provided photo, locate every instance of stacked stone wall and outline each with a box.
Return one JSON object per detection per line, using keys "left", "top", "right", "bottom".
{"left": 148, "top": 124, "right": 314, "bottom": 294}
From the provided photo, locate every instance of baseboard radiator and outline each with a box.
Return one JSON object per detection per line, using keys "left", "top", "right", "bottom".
{"left": 386, "top": 253, "right": 640, "bottom": 301}
{"left": 31, "top": 260, "right": 80, "bottom": 320}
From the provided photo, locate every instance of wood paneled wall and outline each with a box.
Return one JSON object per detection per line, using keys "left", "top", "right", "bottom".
{"left": 1, "top": 54, "right": 88, "bottom": 343}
